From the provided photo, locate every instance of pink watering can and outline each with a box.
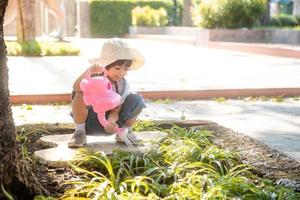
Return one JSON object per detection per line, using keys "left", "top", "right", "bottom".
{"left": 80, "top": 70, "right": 138, "bottom": 146}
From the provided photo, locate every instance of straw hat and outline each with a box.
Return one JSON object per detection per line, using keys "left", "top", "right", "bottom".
{"left": 91, "top": 38, "right": 145, "bottom": 70}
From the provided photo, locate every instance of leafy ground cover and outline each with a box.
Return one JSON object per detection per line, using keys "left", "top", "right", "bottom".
{"left": 5, "top": 41, "right": 80, "bottom": 56}
{"left": 15, "top": 120, "right": 300, "bottom": 199}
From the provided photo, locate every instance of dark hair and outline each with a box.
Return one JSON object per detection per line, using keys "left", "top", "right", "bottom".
{"left": 105, "top": 59, "right": 132, "bottom": 70}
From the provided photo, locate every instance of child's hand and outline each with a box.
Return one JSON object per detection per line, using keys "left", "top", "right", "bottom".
{"left": 89, "top": 64, "right": 104, "bottom": 75}
{"left": 105, "top": 121, "right": 118, "bottom": 134}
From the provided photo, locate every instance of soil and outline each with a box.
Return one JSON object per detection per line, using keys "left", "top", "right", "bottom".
{"left": 17, "top": 120, "right": 300, "bottom": 197}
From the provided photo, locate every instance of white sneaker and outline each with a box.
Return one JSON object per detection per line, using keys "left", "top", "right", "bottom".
{"left": 68, "top": 130, "right": 87, "bottom": 148}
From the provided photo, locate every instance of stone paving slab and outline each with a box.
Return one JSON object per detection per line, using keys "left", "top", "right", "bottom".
{"left": 34, "top": 131, "right": 168, "bottom": 168}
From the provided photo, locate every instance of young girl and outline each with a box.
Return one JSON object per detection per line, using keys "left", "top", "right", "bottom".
{"left": 68, "top": 38, "right": 146, "bottom": 148}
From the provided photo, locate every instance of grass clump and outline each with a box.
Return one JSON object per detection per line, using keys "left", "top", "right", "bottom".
{"left": 6, "top": 41, "right": 80, "bottom": 56}
{"left": 213, "top": 97, "right": 227, "bottom": 103}
{"left": 62, "top": 123, "right": 300, "bottom": 199}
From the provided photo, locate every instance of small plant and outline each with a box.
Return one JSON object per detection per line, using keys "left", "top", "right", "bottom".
{"left": 64, "top": 150, "right": 158, "bottom": 199}
{"left": 33, "top": 195, "right": 56, "bottom": 200}
{"left": 132, "top": 120, "right": 157, "bottom": 132}
{"left": 6, "top": 41, "right": 80, "bottom": 56}
{"left": 272, "top": 96, "right": 284, "bottom": 103}
{"left": 180, "top": 110, "right": 186, "bottom": 120}
{"left": 152, "top": 98, "right": 174, "bottom": 104}
{"left": 21, "top": 104, "right": 33, "bottom": 110}
{"left": 132, "top": 6, "right": 168, "bottom": 27}
{"left": 213, "top": 97, "right": 227, "bottom": 103}
{"left": 293, "top": 96, "right": 300, "bottom": 101}
{"left": 259, "top": 96, "right": 271, "bottom": 101}
{"left": 1, "top": 184, "right": 14, "bottom": 200}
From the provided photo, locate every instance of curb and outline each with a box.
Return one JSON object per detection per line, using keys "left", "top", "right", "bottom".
{"left": 10, "top": 88, "right": 300, "bottom": 104}
{"left": 208, "top": 42, "right": 300, "bottom": 59}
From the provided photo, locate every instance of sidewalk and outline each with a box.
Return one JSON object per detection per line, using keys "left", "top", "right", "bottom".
{"left": 7, "top": 38, "right": 300, "bottom": 162}
{"left": 8, "top": 38, "right": 300, "bottom": 96}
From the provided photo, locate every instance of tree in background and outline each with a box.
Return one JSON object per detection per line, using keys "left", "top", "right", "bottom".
{"left": 0, "top": 0, "right": 44, "bottom": 198}
{"left": 182, "top": 0, "right": 193, "bottom": 26}
{"left": 16, "top": 0, "right": 36, "bottom": 41}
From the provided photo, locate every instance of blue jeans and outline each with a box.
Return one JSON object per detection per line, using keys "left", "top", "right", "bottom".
{"left": 82, "top": 93, "right": 146, "bottom": 135}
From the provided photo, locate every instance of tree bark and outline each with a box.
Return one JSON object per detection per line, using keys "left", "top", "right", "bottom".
{"left": 182, "top": 0, "right": 193, "bottom": 26}
{"left": 260, "top": 0, "right": 271, "bottom": 25}
{"left": 0, "top": 0, "right": 18, "bottom": 188}
{"left": 17, "top": 0, "right": 36, "bottom": 42}
{"left": 1, "top": 0, "right": 45, "bottom": 197}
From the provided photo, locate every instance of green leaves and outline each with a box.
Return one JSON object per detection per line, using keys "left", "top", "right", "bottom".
{"left": 193, "top": 0, "right": 267, "bottom": 28}
{"left": 62, "top": 124, "right": 300, "bottom": 199}
{"left": 132, "top": 6, "right": 168, "bottom": 27}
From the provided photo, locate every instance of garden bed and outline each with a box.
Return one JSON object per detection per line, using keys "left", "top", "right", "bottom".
{"left": 17, "top": 120, "right": 300, "bottom": 198}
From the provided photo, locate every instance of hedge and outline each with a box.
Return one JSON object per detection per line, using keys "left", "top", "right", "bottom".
{"left": 90, "top": 0, "right": 181, "bottom": 37}
{"left": 193, "top": 0, "right": 267, "bottom": 29}
{"left": 270, "top": 14, "right": 299, "bottom": 27}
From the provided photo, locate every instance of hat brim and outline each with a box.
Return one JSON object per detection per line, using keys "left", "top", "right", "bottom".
{"left": 89, "top": 48, "right": 145, "bottom": 70}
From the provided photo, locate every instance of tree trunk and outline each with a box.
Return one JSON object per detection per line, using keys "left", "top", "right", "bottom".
{"left": 0, "top": 1, "right": 45, "bottom": 198}
{"left": 182, "top": 0, "right": 193, "bottom": 26}
{"left": 0, "top": 0, "right": 18, "bottom": 189}
{"left": 260, "top": 0, "right": 271, "bottom": 25}
{"left": 17, "top": 0, "right": 36, "bottom": 42}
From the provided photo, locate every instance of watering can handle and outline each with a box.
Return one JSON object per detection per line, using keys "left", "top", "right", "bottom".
{"left": 85, "top": 68, "right": 108, "bottom": 79}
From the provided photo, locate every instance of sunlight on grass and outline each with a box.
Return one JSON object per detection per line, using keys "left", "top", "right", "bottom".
{"left": 5, "top": 41, "right": 80, "bottom": 56}
{"left": 213, "top": 97, "right": 227, "bottom": 103}
{"left": 61, "top": 124, "right": 300, "bottom": 199}
{"left": 152, "top": 98, "right": 175, "bottom": 104}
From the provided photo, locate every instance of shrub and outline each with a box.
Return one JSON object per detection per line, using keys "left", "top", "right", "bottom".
{"left": 132, "top": 6, "right": 168, "bottom": 27}
{"left": 8, "top": 40, "right": 42, "bottom": 56}
{"left": 270, "top": 14, "right": 299, "bottom": 27}
{"left": 295, "top": 15, "right": 300, "bottom": 25}
{"left": 193, "top": 0, "right": 267, "bottom": 29}
{"left": 89, "top": 0, "right": 178, "bottom": 37}
{"left": 6, "top": 41, "right": 80, "bottom": 56}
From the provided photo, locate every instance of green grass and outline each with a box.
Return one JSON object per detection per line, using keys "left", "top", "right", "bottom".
{"left": 152, "top": 98, "right": 175, "bottom": 104}
{"left": 213, "top": 97, "right": 227, "bottom": 103}
{"left": 242, "top": 96, "right": 285, "bottom": 102}
{"left": 61, "top": 123, "right": 300, "bottom": 199}
{"left": 5, "top": 41, "right": 80, "bottom": 56}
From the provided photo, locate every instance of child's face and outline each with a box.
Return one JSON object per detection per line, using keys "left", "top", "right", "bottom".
{"left": 107, "top": 64, "right": 130, "bottom": 82}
